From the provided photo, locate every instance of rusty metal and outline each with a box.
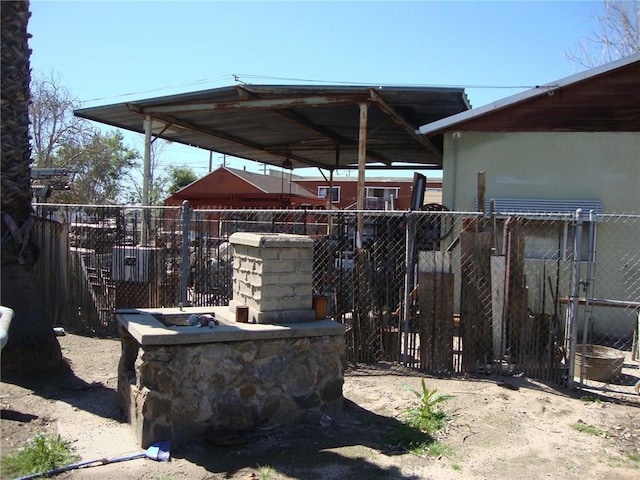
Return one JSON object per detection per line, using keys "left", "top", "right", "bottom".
{"left": 369, "top": 88, "right": 441, "bottom": 158}
{"left": 356, "top": 103, "right": 368, "bottom": 247}
{"left": 142, "top": 94, "right": 366, "bottom": 114}
{"left": 76, "top": 85, "right": 470, "bottom": 172}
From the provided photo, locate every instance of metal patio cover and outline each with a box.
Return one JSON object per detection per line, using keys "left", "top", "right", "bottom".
{"left": 74, "top": 84, "right": 470, "bottom": 171}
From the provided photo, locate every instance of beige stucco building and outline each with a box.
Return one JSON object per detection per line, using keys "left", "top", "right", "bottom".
{"left": 420, "top": 54, "right": 640, "bottom": 341}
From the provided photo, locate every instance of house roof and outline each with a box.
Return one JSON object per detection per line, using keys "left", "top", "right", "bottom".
{"left": 166, "top": 166, "right": 326, "bottom": 207}
{"left": 75, "top": 84, "right": 470, "bottom": 171}
{"left": 295, "top": 175, "right": 442, "bottom": 184}
{"left": 418, "top": 53, "right": 640, "bottom": 136}
{"left": 222, "top": 167, "right": 318, "bottom": 197}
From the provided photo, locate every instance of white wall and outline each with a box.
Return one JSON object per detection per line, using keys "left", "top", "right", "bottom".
{"left": 442, "top": 131, "right": 640, "bottom": 213}
{"left": 441, "top": 131, "right": 640, "bottom": 339}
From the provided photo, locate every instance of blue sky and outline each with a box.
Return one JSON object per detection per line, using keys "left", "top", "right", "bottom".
{"left": 29, "top": 0, "right": 606, "bottom": 177}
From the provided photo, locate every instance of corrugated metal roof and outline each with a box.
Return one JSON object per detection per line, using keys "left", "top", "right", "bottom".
{"left": 75, "top": 84, "right": 470, "bottom": 171}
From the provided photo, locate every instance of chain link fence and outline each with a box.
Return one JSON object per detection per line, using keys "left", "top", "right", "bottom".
{"left": 33, "top": 203, "right": 639, "bottom": 394}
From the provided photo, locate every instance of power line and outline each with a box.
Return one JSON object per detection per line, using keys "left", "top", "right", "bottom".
{"left": 231, "top": 73, "right": 539, "bottom": 90}
{"left": 81, "top": 74, "right": 236, "bottom": 104}
{"left": 81, "top": 72, "right": 540, "bottom": 106}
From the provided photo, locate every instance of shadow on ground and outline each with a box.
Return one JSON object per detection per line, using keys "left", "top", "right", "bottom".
{"left": 1, "top": 359, "right": 124, "bottom": 423}
{"left": 172, "top": 398, "right": 433, "bottom": 480}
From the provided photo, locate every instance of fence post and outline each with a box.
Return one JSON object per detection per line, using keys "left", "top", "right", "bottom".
{"left": 402, "top": 212, "right": 416, "bottom": 366}
{"left": 567, "top": 208, "right": 584, "bottom": 389}
{"left": 578, "top": 210, "right": 598, "bottom": 386}
{"left": 180, "top": 200, "right": 191, "bottom": 306}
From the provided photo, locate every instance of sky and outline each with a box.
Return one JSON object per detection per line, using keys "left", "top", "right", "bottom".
{"left": 28, "top": 0, "right": 608, "bottom": 178}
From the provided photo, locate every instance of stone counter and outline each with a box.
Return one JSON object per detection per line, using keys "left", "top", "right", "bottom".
{"left": 116, "top": 307, "right": 346, "bottom": 447}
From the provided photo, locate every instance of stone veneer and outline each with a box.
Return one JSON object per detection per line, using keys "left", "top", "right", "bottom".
{"left": 228, "top": 232, "right": 316, "bottom": 324}
{"left": 117, "top": 307, "right": 345, "bottom": 448}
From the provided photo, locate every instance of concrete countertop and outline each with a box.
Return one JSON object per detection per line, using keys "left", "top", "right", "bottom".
{"left": 115, "top": 306, "right": 346, "bottom": 346}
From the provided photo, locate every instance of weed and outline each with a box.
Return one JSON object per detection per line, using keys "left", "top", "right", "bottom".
{"left": 580, "top": 395, "right": 602, "bottom": 404}
{"left": 386, "top": 379, "right": 455, "bottom": 457}
{"left": 402, "top": 379, "right": 454, "bottom": 435}
{"left": 423, "top": 441, "right": 453, "bottom": 458}
{"left": 570, "top": 420, "right": 607, "bottom": 437}
{"left": 451, "top": 463, "right": 462, "bottom": 471}
{"left": 257, "top": 464, "right": 276, "bottom": 479}
{"left": 627, "top": 453, "right": 640, "bottom": 462}
{"left": 0, "top": 433, "right": 78, "bottom": 478}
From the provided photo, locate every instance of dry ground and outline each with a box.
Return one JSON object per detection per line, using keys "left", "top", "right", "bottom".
{"left": 1, "top": 332, "right": 639, "bottom": 480}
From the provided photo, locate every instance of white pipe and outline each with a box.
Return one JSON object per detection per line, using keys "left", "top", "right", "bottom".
{"left": 0, "top": 305, "right": 14, "bottom": 350}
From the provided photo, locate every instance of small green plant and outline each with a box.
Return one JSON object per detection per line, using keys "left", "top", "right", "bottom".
{"left": 580, "top": 395, "right": 602, "bottom": 404}
{"left": 451, "top": 462, "right": 462, "bottom": 471}
{"left": 626, "top": 452, "right": 640, "bottom": 462}
{"left": 402, "top": 379, "right": 454, "bottom": 435}
{"left": 570, "top": 420, "right": 607, "bottom": 437}
{"left": 256, "top": 464, "right": 276, "bottom": 480}
{"left": 387, "top": 379, "right": 455, "bottom": 457}
{"left": 0, "top": 433, "right": 79, "bottom": 478}
{"left": 424, "top": 440, "right": 453, "bottom": 458}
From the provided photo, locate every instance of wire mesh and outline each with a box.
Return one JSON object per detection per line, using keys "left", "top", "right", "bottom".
{"left": 32, "top": 203, "right": 640, "bottom": 394}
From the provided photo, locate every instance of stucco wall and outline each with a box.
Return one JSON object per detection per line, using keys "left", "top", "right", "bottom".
{"left": 441, "top": 131, "right": 640, "bottom": 213}
{"left": 441, "top": 131, "right": 640, "bottom": 339}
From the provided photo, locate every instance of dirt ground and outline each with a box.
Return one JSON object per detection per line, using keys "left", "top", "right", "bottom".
{"left": 1, "top": 332, "right": 639, "bottom": 480}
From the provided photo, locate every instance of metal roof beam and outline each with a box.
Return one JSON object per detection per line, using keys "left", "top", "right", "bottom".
{"left": 235, "top": 88, "right": 395, "bottom": 167}
{"left": 138, "top": 95, "right": 365, "bottom": 115}
{"left": 137, "top": 112, "right": 329, "bottom": 170}
{"left": 236, "top": 84, "right": 356, "bottom": 148}
{"left": 369, "top": 89, "right": 442, "bottom": 158}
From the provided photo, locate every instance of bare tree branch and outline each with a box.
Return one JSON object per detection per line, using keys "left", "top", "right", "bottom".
{"left": 565, "top": 0, "right": 640, "bottom": 68}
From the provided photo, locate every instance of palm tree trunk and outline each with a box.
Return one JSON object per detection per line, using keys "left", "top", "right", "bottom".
{"left": 1, "top": 0, "right": 62, "bottom": 375}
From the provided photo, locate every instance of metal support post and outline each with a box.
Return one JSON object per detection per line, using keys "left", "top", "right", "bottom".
{"left": 180, "top": 200, "right": 192, "bottom": 306}
{"left": 356, "top": 103, "right": 368, "bottom": 248}
{"left": 567, "top": 209, "right": 584, "bottom": 389}
{"left": 402, "top": 213, "right": 416, "bottom": 366}
{"left": 141, "top": 116, "right": 152, "bottom": 245}
{"left": 579, "top": 210, "right": 598, "bottom": 387}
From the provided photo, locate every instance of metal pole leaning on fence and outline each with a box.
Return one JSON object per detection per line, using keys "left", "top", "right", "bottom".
{"left": 567, "top": 208, "right": 584, "bottom": 389}
{"left": 402, "top": 213, "right": 416, "bottom": 366}
{"left": 180, "top": 201, "right": 191, "bottom": 307}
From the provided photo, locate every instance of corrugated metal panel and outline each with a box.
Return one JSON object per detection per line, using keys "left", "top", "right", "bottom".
{"left": 477, "top": 198, "right": 603, "bottom": 214}
{"left": 74, "top": 85, "right": 471, "bottom": 171}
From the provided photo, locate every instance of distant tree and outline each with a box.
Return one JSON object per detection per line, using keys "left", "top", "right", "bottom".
{"left": 126, "top": 138, "right": 169, "bottom": 205}
{"left": 166, "top": 165, "right": 198, "bottom": 194}
{"left": 1, "top": 0, "right": 63, "bottom": 374}
{"left": 566, "top": 0, "right": 640, "bottom": 68}
{"left": 29, "top": 73, "right": 140, "bottom": 203}
{"left": 54, "top": 131, "right": 139, "bottom": 204}
{"left": 30, "top": 73, "right": 92, "bottom": 168}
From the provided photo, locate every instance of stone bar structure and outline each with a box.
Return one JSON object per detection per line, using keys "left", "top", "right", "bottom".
{"left": 116, "top": 233, "right": 345, "bottom": 448}
{"left": 229, "top": 232, "right": 316, "bottom": 324}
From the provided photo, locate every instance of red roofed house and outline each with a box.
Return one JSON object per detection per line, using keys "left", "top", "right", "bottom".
{"left": 164, "top": 166, "right": 325, "bottom": 209}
